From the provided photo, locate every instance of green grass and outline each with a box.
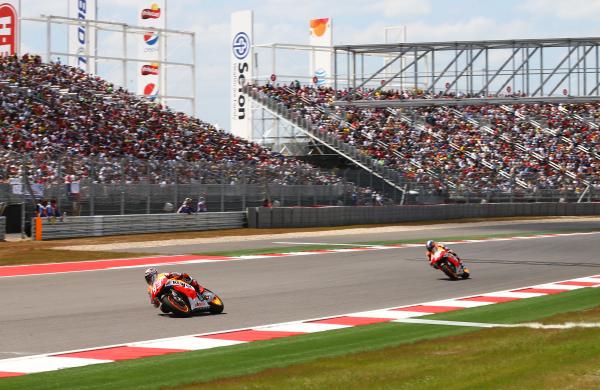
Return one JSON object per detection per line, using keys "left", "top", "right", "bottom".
{"left": 197, "top": 228, "right": 600, "bottom": 257}
{"left": 194, "top": 310, "right": 600, "bottom": 390}
{"left": 3, "top": 287, "right": 600, "bottom": 390}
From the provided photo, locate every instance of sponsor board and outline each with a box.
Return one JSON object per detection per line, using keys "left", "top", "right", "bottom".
{"left": 0, "top": 3, "right": 17, "bottom": 57}
{"left": 309, "top": 17, "right": 332, "bottom": 86}
{"left": 141, "top": 3, "right": 161, "bottom": 19}
{"left": 141, "top": 63, "right": 159, "bottom": 76}
{"left": 137, "top": 1, "right": 165, "bottom": 98}
{"left": 68, "top": 0, "right": 96, "bottom": 72}
{"left": 230, "top": 10, "right": 253, "bottom": 140}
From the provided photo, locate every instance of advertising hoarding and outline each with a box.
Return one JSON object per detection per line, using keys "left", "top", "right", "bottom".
{"left": 309, "top": 18, "right": 332, "bottom": 86}
{"left": 68, "top": 0, "right": 96, "bottom": 73}
{"left": 230, "top": 10, "right": 253, "bottom": 139}
{"left": 137, "top": 1, "right": 166, "bottom": 101}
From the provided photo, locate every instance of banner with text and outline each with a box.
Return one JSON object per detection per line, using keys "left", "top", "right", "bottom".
{"left": 0, "top": 2, "right": 18, "bottom": 57}
{"left": 230, "top": 10, "right": 253, "bottom": 139}
{"left": 309, "top": 18, "right": 332, "bottom": 87}
{"left": 137, "top": 1, "right": 166, "bottom": 101}
{"left": 68, "top": 0, "right": 96, "bottom": 73}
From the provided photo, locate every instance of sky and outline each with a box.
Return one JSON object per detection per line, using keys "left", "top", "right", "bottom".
{"left": 16, "top": 0, "right": 600, "bottom": 131}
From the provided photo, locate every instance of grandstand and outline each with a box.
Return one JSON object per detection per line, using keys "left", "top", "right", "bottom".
{"left": 244, "top": 38, "right": 600, "bottom": 204}
{"left": 250, "top": 82, "right": 600, "bottom": 195}
{"left": 1, "top": 33, "right": 600, "bottom": 234}
{"left": 0, "top": 54, "right": 390, "bottom": 228}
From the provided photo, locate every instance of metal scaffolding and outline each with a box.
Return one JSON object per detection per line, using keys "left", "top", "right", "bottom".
{"left": 22, "top": 15, "right": 197, "bottom": 114}
{"left": 334, "top": 37, "right": 600, "bottom": 104}
{"left": 251, "top": 100, "right": 310, "bottom": 155}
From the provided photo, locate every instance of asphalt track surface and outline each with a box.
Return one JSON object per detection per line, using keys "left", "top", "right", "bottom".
{"left": 1, "top": 220, "right": 600, "bottom": 361}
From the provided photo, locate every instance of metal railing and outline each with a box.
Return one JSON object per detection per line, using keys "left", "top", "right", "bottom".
{"left": 244, "top": 86, "right": 408, "bottom": 196}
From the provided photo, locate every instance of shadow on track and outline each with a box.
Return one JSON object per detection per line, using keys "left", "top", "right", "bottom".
{"left": 408, "top": 258, "right": 600, "bottom": 268}
{"left": 158, "top": 312, "right": 227, "bottom": 319}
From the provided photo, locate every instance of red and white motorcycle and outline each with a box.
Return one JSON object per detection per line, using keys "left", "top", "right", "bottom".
{"left": 149, "top": 275, "right": 224, "bottom": 316}
{"left": 430, "top": 249, "right": 470, "bottom": 280}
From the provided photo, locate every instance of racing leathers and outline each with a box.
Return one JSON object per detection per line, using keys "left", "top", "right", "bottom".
{"left": 149, "top": 272, "right": 205, "bottom": 307}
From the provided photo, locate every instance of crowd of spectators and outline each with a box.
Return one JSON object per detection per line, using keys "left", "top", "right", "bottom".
{"left": 0, "top": 54, "right": 344, "bottom": 188}
{"left": 252, "top": 82, "right": 600, "bottom": 195}
{"left": 2, "top": 53, "right": 598, "bottom": 201}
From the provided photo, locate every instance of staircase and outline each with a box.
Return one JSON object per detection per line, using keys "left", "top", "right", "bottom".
{"left": 244, "top": 86, "right": 410, "bottom": 198}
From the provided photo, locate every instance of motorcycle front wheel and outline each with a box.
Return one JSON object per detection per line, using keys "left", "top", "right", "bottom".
{"left": 161, "top": 290, "right": 191, "bottom": 316}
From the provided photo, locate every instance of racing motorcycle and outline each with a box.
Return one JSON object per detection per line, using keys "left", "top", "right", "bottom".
{"left": 149, "top": 275, "right": 224, "bottom": 316}
{"left": 430, "top": 249, "right": 470, "bottom": 280}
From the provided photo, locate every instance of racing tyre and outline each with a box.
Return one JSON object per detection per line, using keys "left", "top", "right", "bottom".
{"left": 159, "top": 303, "right": 171, "bottom": 313}
{"left": 208, "top": 295, "right": 224, "bottom": 314}
{"left": 161, "top": 290, "right": 191, "bottom": 316}
{"left": 440, "top": 263, "right": 459, "bottom": 281}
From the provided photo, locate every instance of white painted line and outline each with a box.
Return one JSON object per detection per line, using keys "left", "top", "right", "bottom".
{"left": 533, "top": 283, "right": 585, "bottom": 291}
{"left": 273, "top": 242, "right": 379, "bottom": 247}
{"left": 278, "top": 252, "right": 322, "bottom": 256}
{"left": 481, "top": 291, "right": 546, "bottom": 299}
{"left": 514, "top": 322, "right": 600, "bottom": 329}
{"left": 568, "top": 277, "right": 600, "bottom": 284}
{"left": 108, "top": 260, "right": 220, "bottom": 270}
{"left": 255, "top": 322, "right": 351, "bottom": 333}
{"left": 423, "top": 299, "right": 494, "bottom": 308}
{"left": 346, "top": 309, "right": 430, "bottom": 319}
{"left": 129, "top": 337, "right": 245, "bottom": 350}
{"left": 328, "top": 248, "right": 368, "bottom": 253}
{"left": 393, "top": 318, "right": 507, "bottom": 328}
{"left": 0, "top": 356, "right": 111, "bottom": 373}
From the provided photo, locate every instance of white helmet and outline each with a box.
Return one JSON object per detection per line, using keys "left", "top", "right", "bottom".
{"left": 144, "top": 267, "right": 158, "bottom": 284}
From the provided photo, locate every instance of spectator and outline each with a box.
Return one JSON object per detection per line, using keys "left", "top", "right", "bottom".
{"left": 196, "top": 196, "right": 207, "bottom": 212}
{"left": 37, "top": 199, "right": 49, "bottom": 217}
{"left": 261, "top": 198, "right": 272, "bottom": 208}
{"left": 48, "top": 199, "right": 64, "bottom": 222}
{"left": 177, "top": 198, "right": 194, "bottom": 214}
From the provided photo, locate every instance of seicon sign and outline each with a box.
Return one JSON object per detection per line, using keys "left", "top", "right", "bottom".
{"left": 232, "top": 32, "right": 250, "bottom": 60}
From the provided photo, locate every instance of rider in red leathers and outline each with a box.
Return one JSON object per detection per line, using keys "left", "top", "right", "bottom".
{"left": 144, "top": 267, "right": 206, "bottom": 307}
{"left": 425, "top": 240, "right": 465, "bottom": 273}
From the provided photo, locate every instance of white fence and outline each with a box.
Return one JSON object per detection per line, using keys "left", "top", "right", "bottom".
{"left": 31, "top": 212, "right": 246, "bottom": 240}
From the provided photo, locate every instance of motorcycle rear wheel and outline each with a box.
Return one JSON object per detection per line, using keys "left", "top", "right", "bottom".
{"left": 208, "top": 295, "right": 224, "bottom": 314}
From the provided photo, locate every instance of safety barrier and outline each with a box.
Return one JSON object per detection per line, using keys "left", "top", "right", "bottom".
{"left": 0, "top": 217, "right": 5, "bottom": 241}
{"left": 31, "top": 212, "right": 246, "bottom": 240}
{"left": 248, "top": 203, "right": 600, "bottom": 228}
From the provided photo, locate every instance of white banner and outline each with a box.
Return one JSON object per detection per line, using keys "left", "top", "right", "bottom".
{"left": 230, "top": 10, "right": 253, "bottom": 140}
{"left": 137, "top": 1, "right": 166, "bottom": 100}
{"left": 309, "top": 18, "right": 332, "bottom": 87}
{"left": 68, "top": 0, "right": 96, "bottom": 73}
